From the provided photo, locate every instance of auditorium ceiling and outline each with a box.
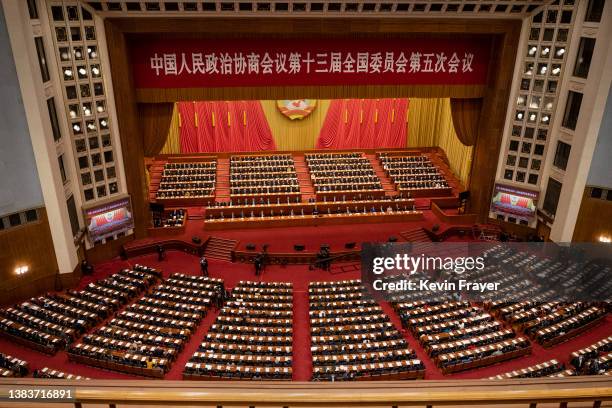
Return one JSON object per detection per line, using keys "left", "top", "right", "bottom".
{"left": 82, "top": 0, "right": 552, "bottom": 18}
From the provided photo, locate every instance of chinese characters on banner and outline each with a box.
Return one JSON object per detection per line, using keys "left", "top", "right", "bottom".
{"left": 130, "top": 38, "right": 491, "bottom": 88}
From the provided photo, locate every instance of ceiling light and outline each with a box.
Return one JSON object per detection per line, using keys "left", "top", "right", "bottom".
{"left": 556, "top": 48, "right": 565, "bottom": 56}
{"left": 529, "top": 46, "right": 537, "bottom": 55}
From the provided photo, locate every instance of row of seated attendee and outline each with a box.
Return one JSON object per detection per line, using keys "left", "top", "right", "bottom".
{"left": 0, "top": 353, "right": 28, "bottom": 377}
{"left": 184, "top": 281, "right": 293, "bottom": 380}
{"left": 205, "top": 201, "right": 418, "bottom": 221}
{"left": 378, "top": 153, "right": 451, "bottom": 194}
{"left": 230, "top": 154, "right": 299, "bottom": 198}
{"left": 207, "top": 194, "right": 406, "bottom": 209}
{"left": 488, "top": 359, "right": 566, "bottom": 379}
{"left": 394, "top": 298, "right": 529, "bottom": 374}
{"left": 68, "top": 271, "right": 224, "bottom": 378}
{"left": 32, "top": 367, "right": 89, "bottom": 380}
{"left": 570, "top": 336, "right": 612, "bottom": 376}
{"left": 0, "top": 265, "right": 159, "bottom": 354}
{"left": 152, "top": 208, "right": 186, "bottom": 228}
{"left": 156, "top": 161, "right": 216, "bottom": 200}
{"left": 309, "top": 280, "right": 424, "bottom": 381}
{"left": 306, "top": 153, "right": 383, "bottom": 197}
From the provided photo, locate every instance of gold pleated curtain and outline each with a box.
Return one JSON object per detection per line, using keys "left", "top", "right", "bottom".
{"left": 407, "top": 98, "right": 473, "bottom": 186}
{"left": 160, "top": 103, "right": 182, "bottom": 155}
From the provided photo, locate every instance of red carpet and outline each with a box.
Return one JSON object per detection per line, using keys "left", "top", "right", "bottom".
{"left": 2, "top": 245, "right": 610, "bottom": 381}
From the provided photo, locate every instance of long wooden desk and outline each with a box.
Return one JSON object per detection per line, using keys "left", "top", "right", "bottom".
{"left": 205, "top": 199, "right": 415, "bottom": 218}
{"left": 398, "top": 187, "right": 453, "bottom": 197}
{"left": 204, "top": 210, "right": 423, "bottom": 230}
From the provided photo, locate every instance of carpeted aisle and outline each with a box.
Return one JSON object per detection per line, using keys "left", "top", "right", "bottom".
{"left": 291, "top": 290, "right": 312, "bottom": 381}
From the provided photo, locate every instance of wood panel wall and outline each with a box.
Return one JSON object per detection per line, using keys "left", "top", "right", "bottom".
{"left": 572, "top": 188, "right": 612, "bottom": 242}
{"left": 0, "top": 208, "right": 66, "bottom": 306}
{"left": 105, "top": 17, "right": 521, "bottom": 235}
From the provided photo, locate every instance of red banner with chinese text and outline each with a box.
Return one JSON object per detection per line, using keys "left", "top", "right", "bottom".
{"left": 130, "top": 38, "right": 491, "bottom": 88}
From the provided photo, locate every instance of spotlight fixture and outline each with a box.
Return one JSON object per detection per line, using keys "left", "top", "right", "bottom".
{"left": 556, "top": 48, "right": 565, "bottom": 56}
{"left": 529, "top": 46, "right": 537, "bottom": 55}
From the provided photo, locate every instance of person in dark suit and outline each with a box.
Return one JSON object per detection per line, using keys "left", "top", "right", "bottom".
{"left": 200, "top": 256, "right": 208, "bottom": 277}
{"left": 157, "top": 244, "right": 165, "bottom": 261}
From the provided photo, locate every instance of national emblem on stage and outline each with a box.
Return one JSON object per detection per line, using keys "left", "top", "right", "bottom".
{"left": 276, "top": 99, "right": 317, "bottom": 120}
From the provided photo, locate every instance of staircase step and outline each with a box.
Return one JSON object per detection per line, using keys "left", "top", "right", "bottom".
{"left": 366, "top": 154, "right": 397, "bottom": 198}
{"left": 293, "top": 155, "right": 316, "bottom": 203}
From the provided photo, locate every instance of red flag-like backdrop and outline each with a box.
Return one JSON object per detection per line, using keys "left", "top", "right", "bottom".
{"left": 131, "top": 38, "right": 491, "bottom": 88}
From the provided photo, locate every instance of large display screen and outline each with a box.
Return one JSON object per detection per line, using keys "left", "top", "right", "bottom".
{"left": 491, "top": 183, "right": 538, "bottom": 220}
{"left": 84, "top": 196, "right": 133, "bottom": 241}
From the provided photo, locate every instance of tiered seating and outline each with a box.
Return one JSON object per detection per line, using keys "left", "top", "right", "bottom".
{"left": 378, "top": 153, "right": 451, "bottom": 197}
{"left": 229, "top": 154, "right": 300, "bottom": 200}
{"left": 310, "top": 280, "right": 424, "bottom": 381}
{"left": 489, "top": 359, "right": 565, "bottom": 379}
{"left": 396, "top": 300, "right": 529, "bottom": 374}
{"left": 306, "top": 153, "right": 384, "bottom": 200}
{"left": 153, "top": 208, "right": 186, "bottom": 228}
{"left": 32, "top": 367, "right": 89, "bottom": 380}
{"left": 0, "top": 265, "right": 159, "bottom": 354}
{"left": 68, "top": 272, "right": 224, "bottom": 378}
{"left": 156, "top": 161, "right": 216, "bottom": 200}
{"left": 184, "top": 281, "right": 293, "bottom": 380}
{"left": 0, "top": 353, "right": 28, "bottom": 377}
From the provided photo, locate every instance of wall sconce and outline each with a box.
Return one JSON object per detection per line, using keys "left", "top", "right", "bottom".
{"left": 15, "top": 265, "right": 29, "bottom": 275}
{"left": 599, "top": 235, "right": 611, "bottom": 243}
